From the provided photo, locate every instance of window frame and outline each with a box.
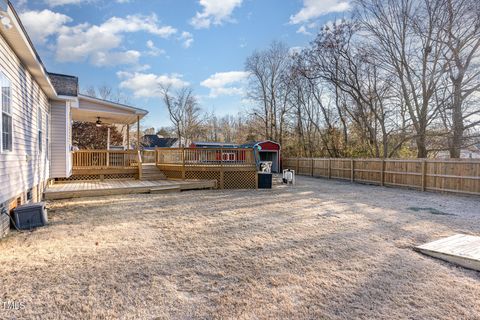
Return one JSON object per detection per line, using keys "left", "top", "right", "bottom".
{"left": 1, "top": 71, "right": 13, "bottom": 153}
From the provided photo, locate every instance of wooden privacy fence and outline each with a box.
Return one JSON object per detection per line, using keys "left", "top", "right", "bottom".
{"left": 156, "top": 148, "right": 257, "bottom": 189}
{"left": 283, "top": 158, "right": 480, "bottom": 196}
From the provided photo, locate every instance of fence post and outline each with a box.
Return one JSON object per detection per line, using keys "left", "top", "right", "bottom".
{"left": 351, "top": 159, "right": 354, "bottom": 182}
{"left": 380, "top": 159, "right": 385, "bottom": 186}
{"left": 311, "top": 158, "right": 314, "bottom": 176}
{"left": 328, "top": 158, "right": 331, "bottom": 179}
{"left": 296, "top": 158, "right": 300, "bottom": 173}
{"left": 421, "top": 159, "right": 427, "bottom": 191}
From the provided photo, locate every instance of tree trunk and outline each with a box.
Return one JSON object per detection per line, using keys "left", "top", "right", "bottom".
{"left": 449, "top": 80, "right": 464, "bottom": 158}
{"left": 416, "top": 134, "right": 428, "bottom": 158}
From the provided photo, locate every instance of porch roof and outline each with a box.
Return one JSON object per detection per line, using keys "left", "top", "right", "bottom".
{"left": 71, "top": 94, "right": 148, "bottom": 125}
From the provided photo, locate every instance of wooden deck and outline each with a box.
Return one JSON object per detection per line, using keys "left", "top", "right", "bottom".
{"left": 416, "top": 234, "right": 480, "bottom": 272}
{"left": 44, "top": 179, "right": 216, "bottom": 200}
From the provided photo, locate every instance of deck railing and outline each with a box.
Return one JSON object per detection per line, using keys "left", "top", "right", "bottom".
{"left": 72, "top": 150, "right": 140, "bottom": 169}
{"left": 155, "top": 148, "right": 257, "bottom": 189}
{"left": 156, "top": 148, "right": 256, "bottom": 167}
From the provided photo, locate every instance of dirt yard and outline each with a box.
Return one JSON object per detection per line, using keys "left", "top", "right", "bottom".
{"left": 0, "top": 176, "right": 479, "bottom": 319}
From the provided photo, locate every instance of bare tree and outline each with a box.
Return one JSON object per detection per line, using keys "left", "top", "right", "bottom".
{"left": 81, "top": 84, "right": 130, "bottom": 104}
{"left": 440, "top": 0, "right": 480, "bottom": 157}
{"left": 355, "top": 0, "right": 449, "bottom": 157}
{"left": 159, "top": 85, "right": 203, "bottom": 146}
{"left": 245, "top": 41, "right": 293, "bottom": 145}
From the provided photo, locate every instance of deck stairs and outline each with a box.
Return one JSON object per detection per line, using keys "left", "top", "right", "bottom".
{"left": 141, "top": 163, "right": 167, "bottom": 180}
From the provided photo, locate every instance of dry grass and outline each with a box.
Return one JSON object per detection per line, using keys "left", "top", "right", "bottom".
{"left": 0, "top": 176, "right": 479, "bottom": 319}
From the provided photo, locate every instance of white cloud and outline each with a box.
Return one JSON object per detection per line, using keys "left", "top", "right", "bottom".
{"left": 44, "top": 0, "right": 84, "bottom": 7}
{"left": 91, "top": 50, "right": 141, "bottom": 67}
{"left": 51, "top": 14, "right": 176, "bottom": 65}
{"left": 20, "top": 10, "right": 177, "bottom": 66}
{"left": 179, "top": 31, "right": 194, "bottom": 48}
{"left": 201, "top": 71, "right": 249, "bottom": 97}
{"left": 20, "top": 9, "right": 72, "bottom": 44}
{"left": 146, "top": 40, "right": 166, "bottom": 56}
{"left": 290, "top": 0, "right": 350, "bottom": 24}
{"left": 190, "top": 0, "right": 243, "bottom": 29}
{"left": 118, "top": 72, "right": 189, "bottom": 98}
{"left": 296, "top": 25, "right": 312, "bottom": 35}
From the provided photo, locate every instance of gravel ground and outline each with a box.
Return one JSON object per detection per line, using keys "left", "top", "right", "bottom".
{"left": 0, "top": 176, "right": 479, "bottom": 319}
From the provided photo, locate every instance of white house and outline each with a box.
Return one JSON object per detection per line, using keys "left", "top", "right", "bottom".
{"left": 0, "top": 0, "right": 148, "bottom": 213}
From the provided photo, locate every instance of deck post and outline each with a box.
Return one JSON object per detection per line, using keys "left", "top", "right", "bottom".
{"left": 220, "top": 148, "right": 225, "bottom": 189}
{"left": 107, "top": 127, "right": 111, "bottom": 166}
{"left": 136, "top": 115, "right": 141, "bottom": 151}
{"left": 181, "top": 148, "right": 186, "bottom": 180}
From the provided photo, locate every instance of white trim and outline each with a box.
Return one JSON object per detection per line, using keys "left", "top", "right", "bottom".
{"left": 3, "top": 3, "right": 57, "bottom": 98}
{"left": 0, "top": 70, "right": 13, "bottom": 154}
{"left": 254, "top": 140, "right": 281, "bottom": 149}
{"left": 78, "top": 94, "right": 148, "bottom": 115}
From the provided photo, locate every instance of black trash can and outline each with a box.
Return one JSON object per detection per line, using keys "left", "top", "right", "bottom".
{"left": 258, "top": 173, "right": 272, "bottom": 189}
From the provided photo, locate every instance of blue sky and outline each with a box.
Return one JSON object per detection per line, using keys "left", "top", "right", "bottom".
{"left": 14, "top": 0, "right": 351, "bottom": 128}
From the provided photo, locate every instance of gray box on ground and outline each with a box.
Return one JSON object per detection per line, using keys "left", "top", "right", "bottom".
{"left": 13, "top": 202, "right": 48, "bottom": 230}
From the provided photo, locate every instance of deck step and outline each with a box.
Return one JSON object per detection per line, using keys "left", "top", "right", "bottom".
{"left": 416, "top": 234, "right": 480, "bottom": 272}
{"left": 140, "top": 164, "right": 167, "bottom": 180}
{"left": 149, "top": 186, "right": 181, "bottom": 194}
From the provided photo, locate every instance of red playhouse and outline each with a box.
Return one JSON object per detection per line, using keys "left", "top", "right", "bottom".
{"left": 242, "top": 140, "right": 281, "bottom": 173}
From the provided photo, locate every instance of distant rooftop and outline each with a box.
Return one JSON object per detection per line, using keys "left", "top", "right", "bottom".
{"left": 192, "top": 141, "right": 239, "bottom": 148}
{"left": 142, "top": 135, "right": 178, "bottom": 148}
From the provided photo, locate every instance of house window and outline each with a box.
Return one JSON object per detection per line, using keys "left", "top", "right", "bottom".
{"left": 1, "top": 72, "right": 12, "bottom": 152}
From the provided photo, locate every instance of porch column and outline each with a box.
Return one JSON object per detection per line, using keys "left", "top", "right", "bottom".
{"left": 126, "top": 124, "right": 130, "bottom": 150}
{"left": 107, "top": 127, "right": 111, "bottom": 150}
{"left": 136, "top": 115, "right": 141, "bottom": 150}
{"left": 107, "top": 127, "right": 111, "bottom": 167}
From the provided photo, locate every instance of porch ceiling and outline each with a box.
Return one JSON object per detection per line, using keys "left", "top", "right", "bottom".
{"left": 71, "top": 94, "right": 148, "bottom": 125}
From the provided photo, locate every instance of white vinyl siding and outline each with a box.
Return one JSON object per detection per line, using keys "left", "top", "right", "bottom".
{"left": 0, "top": 33, "right": 50, "bottom": 204}
{"left": 50, "top": 100, "right": 70, "bottom": 178}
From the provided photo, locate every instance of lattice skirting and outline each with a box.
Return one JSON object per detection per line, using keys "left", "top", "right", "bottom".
{"left": 56, "top": 173, "right": 137, "bottom": 182}
{"left": 156, "top": 166, "right": 257, "bottom": 189}
{"left": 224, "top": 171, "right": 257, "bottom": 189}
{"left": 186, "top": 171, "right": 221, "bottom": 189}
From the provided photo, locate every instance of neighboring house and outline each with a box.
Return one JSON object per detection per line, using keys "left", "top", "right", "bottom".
{"left": 141, "top": 135, "right": 179, "bottom": 150}
{"left": 436, "top": 145, "right": 480, "bottom": 159}
{"left": 0, "top": 1, "right": 148, "bottom": 212}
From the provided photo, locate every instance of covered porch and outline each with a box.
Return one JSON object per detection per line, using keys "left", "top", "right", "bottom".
{"left": 50, "top": 94, "right": 148, "bottom": 181}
